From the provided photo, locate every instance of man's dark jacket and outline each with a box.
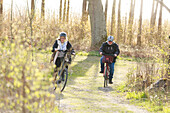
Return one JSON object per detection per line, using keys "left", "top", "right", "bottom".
{"left": 99, "top": 41, "right": 120, "bottom": 63}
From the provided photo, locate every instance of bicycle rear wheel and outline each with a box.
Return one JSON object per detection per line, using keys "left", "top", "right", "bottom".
{"left": 55, "top": 68, "right": 68, "bottom": 92}
{"left": 104, "top": 66, "right": 108, "bottom": 87}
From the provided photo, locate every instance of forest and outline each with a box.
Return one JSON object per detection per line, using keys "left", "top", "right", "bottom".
{"left": 0, "top": 0, "right": 169, "bottom": 113}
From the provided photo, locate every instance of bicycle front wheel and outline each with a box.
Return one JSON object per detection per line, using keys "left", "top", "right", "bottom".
{"left": 104, "top": 66, "right": 108, "bottom": 87}
{"left": 56, "top": 68, "right": 68, "bottom": 92}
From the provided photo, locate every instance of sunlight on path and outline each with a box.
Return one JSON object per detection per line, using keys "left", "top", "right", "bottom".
{"left": 54, "top": 56, "right": 148, "bottom": 113}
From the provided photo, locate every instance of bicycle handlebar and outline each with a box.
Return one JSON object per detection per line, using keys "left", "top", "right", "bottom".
{"left": 102, "top": 53, "right": 115, "bottom": 57}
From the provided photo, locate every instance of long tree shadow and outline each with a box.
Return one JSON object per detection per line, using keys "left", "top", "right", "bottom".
{"left": 67, "top": 55, "right": 100, "bottom": 85}
{"left": 55, "top": 55, "right": 100, "bottom": 100}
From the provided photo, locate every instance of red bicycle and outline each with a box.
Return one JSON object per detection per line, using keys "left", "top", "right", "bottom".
{"left": 102, "top": 54, "right": 115, "bottom": 87}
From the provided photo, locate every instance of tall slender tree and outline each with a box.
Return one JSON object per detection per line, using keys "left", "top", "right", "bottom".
{"left": 88, "top": 0, "right": 107, "bottom": 49}
{"left": 66, "top": 0, "right": 70, "bottom": 22}
{"left": 82, "top": 0, "right": 88, "bottom": 22}
{"left": 150, "top": 1, "right": 158, "bottom": 44}
{"left": 123, "top": 13, "right": 127, "bottom": 44}
{"left": 59, "top": 0, "right": 62, "bottom": 22}
{"left": 0, "top": 0, "right": 3, "bottom": 36}
{"left": 105, "top": 0, "right": 108, "bottom": 24}
{"left": 137, "top": 0, "right": 143, "bottom": 46}
{"left": 31, "top": 0, "right": 35, "bottom": 17}
{"left": 110, "top": 0, "right": 116, "bottom": 37}
{"left": 128, "top": 0, "right": 136, "bottom": 45}
{"left": 150, "top": 0, "right": 155, "bottom": 28}
{"left": 63, "top": 0, "right": 67, "bottom": 22}
{"left": 117, "top": 0, "right": 123, "bottom": 43}
{"left": 0, "top": 0, "right": 2, "bottom": 16}
{"left": 80, "top": 0, "right": 88, "bottom": 40}
{"left": 158, "top": 0, "right": 163, "bottom": 45}
{"left": 41, "top": 0, "right": 45, "bottom": 20}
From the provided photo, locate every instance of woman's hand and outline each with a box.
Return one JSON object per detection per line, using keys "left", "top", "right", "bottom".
{"left": 55, "top": 48, "right": 58, "bottom": 52}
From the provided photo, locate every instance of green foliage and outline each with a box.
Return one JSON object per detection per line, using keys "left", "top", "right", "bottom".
{"left": 0, "top": 37, "right": 59, "bottom": 112}
{"left": 126, "top": 91, "right": 148, "bottom": 100}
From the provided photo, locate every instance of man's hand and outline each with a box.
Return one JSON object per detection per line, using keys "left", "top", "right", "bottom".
{"left": 100, "top": 52, "right": 103, "bottom": 55}
{"left": 114, "top": 54, "right": 117, "bottom": 57}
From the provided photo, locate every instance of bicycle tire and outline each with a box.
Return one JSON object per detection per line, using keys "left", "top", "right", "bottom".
{"left": 60, "top": 68, "right": 68, "bottom": 92}
{"left": 104, "top": 66, "right": 107, "bottom": 87}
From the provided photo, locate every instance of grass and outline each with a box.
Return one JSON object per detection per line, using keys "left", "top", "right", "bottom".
{"left": 116, "top": 84, "right": 170, "bottom": 113}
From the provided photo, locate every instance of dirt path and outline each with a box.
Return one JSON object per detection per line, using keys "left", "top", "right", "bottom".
{"left": 54, "top": 56, "right": 148, "bottom": 113}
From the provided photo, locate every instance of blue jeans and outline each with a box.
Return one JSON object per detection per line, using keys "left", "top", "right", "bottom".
{"left": 100, "top": 56, "right": 115, "bottom": 80}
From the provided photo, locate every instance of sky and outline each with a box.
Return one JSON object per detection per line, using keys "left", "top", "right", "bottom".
{"left": 3, "top": 0, "right": 170, "bottom": 22}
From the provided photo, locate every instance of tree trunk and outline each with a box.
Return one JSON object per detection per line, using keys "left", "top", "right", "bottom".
{"left": 128, "top": 0, "right": 136, "bottom": 45}
{"left": 31, "top": 0, "right": 35, "bottom": 17}
{"left": 123, "top": 13, "right": 127, "bottom": 44}
{"left": 110, "top": 0, "right": 116, "bottom": 37}
{"left": 105, "top": 0, "right": 108, "bottom": 24}
{"left": 59, "top": 0, "right": 62, "bottom": 22}
{"left": 150, "top": 0, "right": 155, "bottom": 28}
{"left": 0, "top": 0, "right": 2, "bottom": 14}
{"left": 157, "top": 0, "right": 163, "bottom": 46}
{"left": 63, "top": 0, "right": 67, "bottom": 22}
{"left": 88, "top": 0, "right": 107, "bottom": 49}
{"left": 41, "top": 0, "right": 45, "bottom": 20}
{"left": 10, "top": 0, "right": 13, "bottom": 41}
{"left": 155, "top": 0, "right": 170, "bottom": 13}
{"left": 137, "top": 0, "right": 143, "bottom": 46}
{"left": 0, "top": 0, "right": 3, "bottom": 36}
{"left": 80, "top": 0, "right": 88, "bottom": 41}
{"left": 82, "top": 0, "right": 88, "bottom": 22}
{"left": 117, "top": 0, "right": 123, "bottom": 43}
{"left": 150, "top": 1, "right": 158, "bottom": 44}
{"left": 66, "top": 0, "right": 70, "bottom": 22}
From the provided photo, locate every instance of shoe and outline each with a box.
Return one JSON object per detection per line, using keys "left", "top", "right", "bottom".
{"left": 99, "top": 71, "right": 104, "bottom": 73}
{"left": 109, "top": 79, "right": 113, "bottom": 84}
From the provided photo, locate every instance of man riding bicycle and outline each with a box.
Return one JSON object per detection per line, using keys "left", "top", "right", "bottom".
{"left": 51, "top": 32, "right": 75, "bottom": 79}
{"left": 99, "top": 36, "right": 120, "bottom": 84}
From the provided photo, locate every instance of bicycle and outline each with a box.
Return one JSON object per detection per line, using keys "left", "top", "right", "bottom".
{"left": 53, "top": 49, "right": 75, "bottom": 92}
{"left": 102, "top": 54, "right": 115, "bottom": 87}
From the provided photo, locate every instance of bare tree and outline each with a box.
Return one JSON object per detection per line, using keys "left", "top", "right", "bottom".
{"left": 137, "top": 0, "right": 143, "bottom": 46}
{"left": 150, "top": 0, "right": 158, "bottom": 44}
{"left": 31, "top": 0, "right": 35, "bottom": 18}
{"left": 0, "top": 0, "right": 3, "bottom": 36}
{"left": 105, "top": 0, "right": 108, "bottom": 24}
{"left": 110, "top": 0, "right": 116, "bottom": 37}
{"left": 80, "top": 0, "right": 88, "bottom": 41}
{"left": 59, "top": 0, "right": 62, "bottom": 22}
{"left": 88, "top": 0, "right": 107, "bottom": 49}
{"left": 27, "top": 0, "right": 36, "bottom": 61}
{"left": 66, "top": 0, "right": 70, "bottom": 22}
{"left": 117, "top": 0, "right": 123, "bottom": 43}
{"left": 155, "top": 0, "right": 170, "bottom": 13}
{"left": 150, "top": 0, "right": 155, "bottom": 28}
{"left": 0, "top": 0, "right": 2, "bottom": 15}
{"left": 10, "top": 0, "right": 13, "bottom": 41}
{"left": 82, "top": 0, "right": 88, "bottom": 22}
{"left": 41, "top": 0, "right": 45, "bottom": 20}
{"left": 123, "top": 13, "right": 127, "bottom": 44}
{"left": 158, "top": 0, "right": 163, "bottom": 45}
{"left": 128, "top": 0, "right": 136, "bottom": 45}
{"left": 63, "top": 0, "right": 67, "bottom": 22}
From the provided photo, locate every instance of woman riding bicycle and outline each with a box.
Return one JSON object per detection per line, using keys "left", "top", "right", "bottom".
{"left": 51, "top": 32, "right": 75, "bottom": 75}
{"left": 99, "top": 36, "right": 120, "bottom": 84}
